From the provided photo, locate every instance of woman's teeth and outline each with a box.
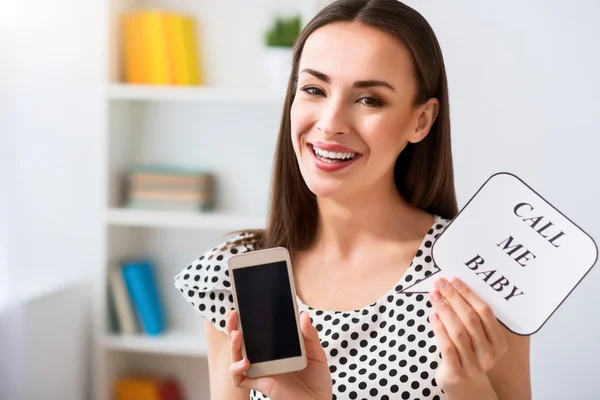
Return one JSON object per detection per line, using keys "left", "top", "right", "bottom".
{"left": 312, "top": 145, "right": 357, "bottom": 163}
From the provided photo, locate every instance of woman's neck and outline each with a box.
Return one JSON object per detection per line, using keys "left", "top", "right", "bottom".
{"left": 313, "top": 179, "right": 432, "bottom": 256}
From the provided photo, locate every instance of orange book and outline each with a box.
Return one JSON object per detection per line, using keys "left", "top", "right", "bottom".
{"left": 115, "top": 376, "right": 182, "bottom": 400}
{"left": 141, "top": 10, "right": 172, "bottom": 84}
{"left": 122, "top": 12, "right": 145, "bottom": 83}
{"left": 163, "top": 13, "right": 189, "bottom": 85}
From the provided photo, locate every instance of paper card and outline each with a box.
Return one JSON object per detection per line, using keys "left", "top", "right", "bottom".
{"left": 400, "top": 172, "right": 598, "bottom": 336}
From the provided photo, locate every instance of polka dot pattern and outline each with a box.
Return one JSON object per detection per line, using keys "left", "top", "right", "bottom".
{"left": 174, "top": 216, "right": 451, "bottom": 399}
{"left": 173, "top": 232, "right": 255, "bottom": 335}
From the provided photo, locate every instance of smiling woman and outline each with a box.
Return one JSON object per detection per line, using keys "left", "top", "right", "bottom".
{"left": 173, "top": 1, "right": 532, "bottom": 399}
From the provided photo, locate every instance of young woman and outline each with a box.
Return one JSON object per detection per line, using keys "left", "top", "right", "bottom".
{"left": 174, "top": 0, "right": 532, "bottom": 399}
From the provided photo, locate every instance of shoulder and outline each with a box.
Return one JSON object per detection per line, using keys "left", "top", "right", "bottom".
{"left": 432, "top": 214, "right": 452, "bottom": 234}
{"left": 173, "top": 232, "right": 259, "bottom": 334}
{"left": 174, "top": 231, "right": 258, "bottom": 290}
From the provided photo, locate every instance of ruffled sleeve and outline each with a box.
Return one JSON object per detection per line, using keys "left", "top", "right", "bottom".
{"left": 173, "top": 232, "right": 257, "bottom": 335}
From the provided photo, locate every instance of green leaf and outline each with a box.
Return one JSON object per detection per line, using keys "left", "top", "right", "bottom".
{"left": 264, "top": 14, "right": 301, "bottom": 47}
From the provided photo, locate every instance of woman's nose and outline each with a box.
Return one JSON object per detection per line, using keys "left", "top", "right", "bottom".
{"left": 316, "top": 98, "right": 350, "bottom": 136}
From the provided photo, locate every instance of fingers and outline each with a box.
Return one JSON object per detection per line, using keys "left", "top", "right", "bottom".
{"left": 300, "top": 311, "right": 328, "bottom": 364}
{"left": 226, "top": 309, "right": 239, "bottom": 336}
{"left": 429, "top": 282, "right": 479, "bottom": 376}
{"left": 225, "top": 309, "right": 270, "bottom": 392}
{"left": 227, "top": 309, "right": 247, "bottom": 387}
{"left": 449, "top": 277, "right": 509, "bottom": 358}
{"left": 429, "top": 312, "right": 462, "bottom": 373}
{"left": 229, "top": 353, "right": 250, "bottom": 386}
{"left": 228, "top": 349, "right": 272, "bottom": 395}
{"left": 435, "top": 277, "right": 497, "bottom": 372}
{"left": 226, "top": 310, "right": 243, "bottom": 363}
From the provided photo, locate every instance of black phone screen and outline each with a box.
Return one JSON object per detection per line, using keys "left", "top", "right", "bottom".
{"left": 233, "top": 261, "right": 302, "bottom": 363}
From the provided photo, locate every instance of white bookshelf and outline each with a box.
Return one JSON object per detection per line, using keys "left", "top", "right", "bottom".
{"left": 95, "top": 1, "right": 333, "bottom": 400}
{"left": 106, "top": 208, "right": 266, "bottom": 230}
{"left": 107, "top": 83, "right": 285, "bottom": 103}
{"left": 104, "top": 329, "right": 207, "bottom": 357}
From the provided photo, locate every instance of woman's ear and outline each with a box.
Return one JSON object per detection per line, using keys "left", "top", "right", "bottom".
{"left": 408, "top": 98, "right": 439, "bottom": 143}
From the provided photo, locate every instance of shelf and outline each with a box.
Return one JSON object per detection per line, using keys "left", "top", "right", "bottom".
{"left": 106, "top": 207, "right": 266, "bottom": 230}
{"left": 103, "top": 329, "right": 207, "bottom": 357}
{"left": 107, "top": 83, "right": 285, "bottom": 103}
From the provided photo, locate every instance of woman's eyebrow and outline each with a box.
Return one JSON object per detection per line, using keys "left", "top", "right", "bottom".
{"left": 353, "top": 80, "right": 395, "bottom": 92}
{"left": 301, "top": 68, "right": 395, "bottom": 92}
{"left": 302, "top": 68, "right": 330, "bottom": 83}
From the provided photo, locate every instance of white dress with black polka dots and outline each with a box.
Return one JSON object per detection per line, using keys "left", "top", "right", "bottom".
{"left": 174, "top": 215, "right": 450, "bottom": 400}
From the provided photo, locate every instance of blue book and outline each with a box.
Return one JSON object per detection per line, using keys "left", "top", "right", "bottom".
{"left": 121, "top": 259, "right": 165, "bottom": 336}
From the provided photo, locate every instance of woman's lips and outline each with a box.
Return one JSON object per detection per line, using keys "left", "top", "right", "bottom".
{"left": 310, "top": 141, "right": 360, "bottom": 154}
{"left": 307, "top": 143, "right": 362, "bottom": 172}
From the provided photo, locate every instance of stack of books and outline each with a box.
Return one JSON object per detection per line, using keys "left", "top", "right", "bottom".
{"left": 121, "top": 10, "right": 204, "bottom": 85}
{"left": 124, "top": 165, "right": 215, "bottom": 212}
{"left": 108, "top": 258, "right": 165, "bottom": 336}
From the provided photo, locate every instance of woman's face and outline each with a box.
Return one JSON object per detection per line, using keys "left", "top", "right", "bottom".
{"left": 290, "top": 21, "right": 437, "bottom": 200}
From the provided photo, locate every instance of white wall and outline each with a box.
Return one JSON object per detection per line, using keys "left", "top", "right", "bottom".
{"left": 404, "top": 0, "right": 600, "bottom": 398}
{"left": 1, "top": 0, "right": 103, "bottom": 398}
{"left": 1, "top": 0, "right": 104, "bottom": 302}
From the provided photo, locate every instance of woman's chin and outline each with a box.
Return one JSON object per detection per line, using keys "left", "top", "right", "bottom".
{"left": 304, "top": 179, "right": 346, "bottom": 199}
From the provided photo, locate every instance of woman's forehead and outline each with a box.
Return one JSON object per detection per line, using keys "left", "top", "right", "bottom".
{"left": 300, "top": 22, "right": 414, "bottom": 85}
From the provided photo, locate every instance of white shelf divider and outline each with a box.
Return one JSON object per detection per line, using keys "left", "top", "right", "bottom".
{"left": 107, "top": 83, "right": 285, "bottom": 103}
{"left": 103, "top": 329, "right": 207, "bottom": 357}
{"left": 106, "top": 207, "right": 266, "bottom": 230}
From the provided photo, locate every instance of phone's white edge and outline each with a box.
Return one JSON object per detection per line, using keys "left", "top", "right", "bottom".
{"left": 246, "top": 355, "right": 308, "bottom": 378}
{"left": 227, "top": 247, "right": 308, "bottom": 377}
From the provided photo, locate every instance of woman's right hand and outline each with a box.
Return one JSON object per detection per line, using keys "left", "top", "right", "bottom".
{"left": 226, "top": 309, "right": 333, "bottom": 400}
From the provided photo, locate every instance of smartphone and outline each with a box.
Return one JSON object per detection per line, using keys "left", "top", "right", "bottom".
{"left": 227, "top": 247, "right": 307, "bottom": 377}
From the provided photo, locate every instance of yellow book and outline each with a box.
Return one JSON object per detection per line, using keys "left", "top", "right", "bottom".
{"left": 163, "top": 13, "right": 189, "bottom": 85}
{"left": 122, "top": 12, "right": 145, "bottom": 83}
{"left": 141, "top": 10, "right": 171, "bottom": 85}
{"left": 181, "top": 15, "right": 203, "bottom": 85}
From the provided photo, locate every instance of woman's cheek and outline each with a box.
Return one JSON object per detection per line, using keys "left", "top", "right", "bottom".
{"left": 291, "top": 103, "right": 317, "bottom": 144}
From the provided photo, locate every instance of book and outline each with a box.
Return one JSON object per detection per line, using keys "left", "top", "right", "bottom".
{"left": 181, "top": 14, "right": 203, "bottom": 85}
{"left": 115, "top": 376, "right": 183, "bottom": 400}
{"left": 164, "top": 13, "right": 189, "bottom": 85}
{"left": 122, "top": 12, "right": 145, "bottom": 83}
{"left": 121, "top": 259, "right": 165, "bottom": 336}
{"left": 143, "top": 10, "right": 171, "bottom": 85}
{"left": 108, "top": 265, "right": 139, "bottom": 334}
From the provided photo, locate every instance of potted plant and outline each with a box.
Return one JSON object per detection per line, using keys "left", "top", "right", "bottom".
{"left": 263, "top": 14, "right": 301, "bottom": 93}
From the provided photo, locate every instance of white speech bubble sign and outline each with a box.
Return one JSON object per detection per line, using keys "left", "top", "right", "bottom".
{"left": 400, "top": 172, "right": 598, "bottom": 336}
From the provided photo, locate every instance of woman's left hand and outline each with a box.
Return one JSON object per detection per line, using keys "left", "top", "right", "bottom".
{"left": 428, "top": 277, "right": 509, "bottom": 396}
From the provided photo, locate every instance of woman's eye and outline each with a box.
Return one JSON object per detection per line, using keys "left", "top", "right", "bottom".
{"left": 358, "top": 97, "right": 385, "bottom": 107}
{"left": 301, "top": 86, "right": 325, "bottom": 96}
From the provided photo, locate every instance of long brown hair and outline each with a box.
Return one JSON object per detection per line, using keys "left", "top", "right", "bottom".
{"left": 238, "top": 0, "right": 458, "bottom": 253}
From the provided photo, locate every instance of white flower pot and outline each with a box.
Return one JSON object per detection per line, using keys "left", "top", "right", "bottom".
{"left": 263, "top": 46, "right": 293, "bottom": 94}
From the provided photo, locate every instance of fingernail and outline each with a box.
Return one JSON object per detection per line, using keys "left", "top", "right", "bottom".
{"left": 451, "top": 277, "right": 463, "bottom": 288}
{"left": 435, "top": 278, "right": 447, "bottom": 289}
{"left": 430, "top": 290, "right": 441, "bottom": 301}
{"left": 430, "top": 313, "right": 439, "bottom": 322}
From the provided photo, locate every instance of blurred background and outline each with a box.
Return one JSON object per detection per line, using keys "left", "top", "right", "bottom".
{"left": 1, "top": 0, "right": 599, "bottom": 399}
